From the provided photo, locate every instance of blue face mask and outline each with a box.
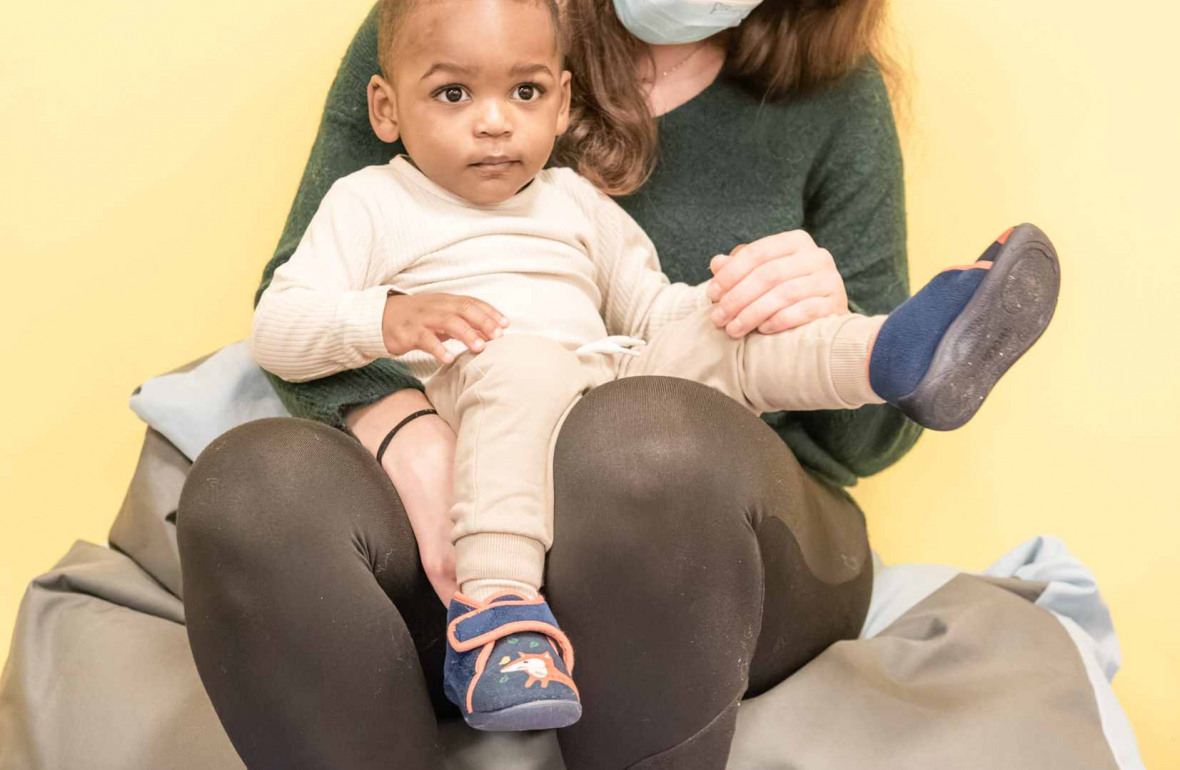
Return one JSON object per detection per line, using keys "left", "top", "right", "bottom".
{"left": 612, "top": 0, "right": 764, "bottom": 45}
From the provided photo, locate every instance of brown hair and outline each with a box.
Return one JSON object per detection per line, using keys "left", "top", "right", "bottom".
{"left": 554, "top": 0, "right": 898, "bottom": 196}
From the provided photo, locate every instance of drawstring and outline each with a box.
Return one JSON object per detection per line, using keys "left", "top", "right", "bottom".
{"left": 575, "top": 336, "right": 647, "bottom": 357}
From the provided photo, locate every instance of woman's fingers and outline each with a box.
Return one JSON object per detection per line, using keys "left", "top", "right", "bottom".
{"left": 707, "top": 230, "right": 816, "bottom": 301}
{"left": 711, "top": 258, "right": 814, "bottom": 326}
{"left": 757, "top": 296, "right": 840, "bottom": 334}
{"left": 708, "top": 242, "right": 750, "bottom": 276}
{"left": 722, "top": 275, "right": 826, "bottom": 337}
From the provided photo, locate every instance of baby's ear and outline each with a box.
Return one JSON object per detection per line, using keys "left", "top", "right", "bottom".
{"left": 368, "top": 75, "right": 400, "bottom": 143}
{"left": 554, "top": 70, "right": 572, "bottom": 137}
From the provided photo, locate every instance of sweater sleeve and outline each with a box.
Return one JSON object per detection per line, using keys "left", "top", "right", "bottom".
{"left": 579, "top": 179, "right": 712, "bottom": 339}
{"left": 255, "top": 2, "right": 423, "bottom": 428}
{"left": 252, "top": 178, "right": 405, "bottom": 383}
{"left": 783, "top": 61, "right": 923, "bottom": 483}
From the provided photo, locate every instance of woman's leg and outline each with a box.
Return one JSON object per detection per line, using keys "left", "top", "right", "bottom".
{"left": 177, "top": 417, "right": 457, "bottom": 770}
{"left": 546, "top": 377, "right": 872, "bottom": 770}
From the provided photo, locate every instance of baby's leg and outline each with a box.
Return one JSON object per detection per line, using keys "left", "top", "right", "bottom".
{"left": 427, "top": 335, "right": 603, "bottom": 731}
{"left": 618, "top": 306, "right": 884, "bottom": 414}
{"left": 426, "top": 335, "right": 601, "bottom": 602}
{"left": 621, "top": 224, "right": 1060, "bottom": 429}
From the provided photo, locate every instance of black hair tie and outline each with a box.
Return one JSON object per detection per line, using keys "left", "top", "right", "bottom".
{"left": 375, "top": 408, "right": 439, "bottom": 466}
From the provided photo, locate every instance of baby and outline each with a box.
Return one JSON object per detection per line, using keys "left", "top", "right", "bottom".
{"left": 251, "top": 0, "right": 1060, "bottom": 732}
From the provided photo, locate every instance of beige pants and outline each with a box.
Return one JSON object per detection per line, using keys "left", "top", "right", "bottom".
{"left": 425, "top": 305, "right": 886, "bottom": 593}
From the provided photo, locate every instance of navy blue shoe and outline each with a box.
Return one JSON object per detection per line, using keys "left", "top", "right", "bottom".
{"left": 870, "top": 223, "right": 1060, "bottom": 430}
{"left": 444, "top": 591, "right": 581, "bottom": 731}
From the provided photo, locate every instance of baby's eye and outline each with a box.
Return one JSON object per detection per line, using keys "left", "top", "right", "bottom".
{"left": 434, "top": 86, "right": 470, "bottom": 104}
{"left": 513, "top": 84, "right": 544, "bottom": 102}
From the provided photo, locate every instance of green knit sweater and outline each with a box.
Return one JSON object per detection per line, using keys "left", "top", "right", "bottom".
{"left": 257, "top": 4, "right": 923, "bottom": 487}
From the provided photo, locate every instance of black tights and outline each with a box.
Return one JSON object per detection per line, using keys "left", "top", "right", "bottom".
{"left": 178, "top": 377, "right": 872, "bottom": 769}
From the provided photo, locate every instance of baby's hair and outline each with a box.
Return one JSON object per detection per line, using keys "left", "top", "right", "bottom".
{"left": 377, "top": 0, "right": 565, "bottom": 80}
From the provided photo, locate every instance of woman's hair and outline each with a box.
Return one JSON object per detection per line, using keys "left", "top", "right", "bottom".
{"left": 554, "top": 0, "right": 897, "bottom": 196}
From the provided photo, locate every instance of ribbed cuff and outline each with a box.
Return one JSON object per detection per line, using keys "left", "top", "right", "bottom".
{"left": 454, "top": 533, "right": 547, "bottom": 592}
{"left": 336, "top": 285, "right": 397, "bottom": 361}
{"left": 830, "top": 315, "right": 887, "bottom": 407}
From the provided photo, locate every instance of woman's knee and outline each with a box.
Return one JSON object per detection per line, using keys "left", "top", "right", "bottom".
{"left": 547, "top": 377, "right": 794, "bottom": 618}
{"left": 177, "top": 417, "right": 385, "bottom": 562}
{"left": 548, "top": 375, "right": 871, "bottom": 696}
{"left": 553, "top": 376, "right": 785, "bottom": 542}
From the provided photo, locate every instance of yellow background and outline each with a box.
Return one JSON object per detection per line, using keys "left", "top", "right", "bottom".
{"left": 1, "top": 0, "right": 1176, "bottom": 766}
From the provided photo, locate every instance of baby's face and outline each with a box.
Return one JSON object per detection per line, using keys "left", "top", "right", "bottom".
{"left": 382, "top": 0, "right": 571, "bottom": 205}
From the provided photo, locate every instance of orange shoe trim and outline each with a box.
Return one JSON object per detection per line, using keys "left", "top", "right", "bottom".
{"left": 452, "top": 590, "right": 545, "bottom": 608}
{"left": 997, "top": 227, "right": 1015, "bottom": 244}
{"left": 448, "top": 592, "right": 575, "bottom": 669}
{"left": 942, "top": 260, "right": 993, "bottom": 272}
{"left": 448, "top": 619, "right": 575, "bottom": 672}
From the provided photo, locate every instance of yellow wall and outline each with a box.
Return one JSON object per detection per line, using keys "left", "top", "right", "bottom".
{"left": 1, "top": 0, "right": 1176, "bottom": 766}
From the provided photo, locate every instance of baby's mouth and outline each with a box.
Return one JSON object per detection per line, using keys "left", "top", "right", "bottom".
{"left": 470, "top": 156, "right": 521, "bottom": 169}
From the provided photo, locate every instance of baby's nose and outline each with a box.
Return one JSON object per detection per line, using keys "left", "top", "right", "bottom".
{"left": 475, "top": 100, "right": 512, "bottom": 137}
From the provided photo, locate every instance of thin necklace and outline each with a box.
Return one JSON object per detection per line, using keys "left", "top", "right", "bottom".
{"left": 650, "top": 41, "right": 709, "bottom": 83}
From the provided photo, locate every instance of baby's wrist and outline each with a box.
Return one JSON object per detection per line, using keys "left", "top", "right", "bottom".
{"left": 380, "top": 290, "right": 410, "bottom": 353}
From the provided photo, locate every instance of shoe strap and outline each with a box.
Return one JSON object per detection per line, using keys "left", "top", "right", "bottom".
{"left": 447, "top": 599, "right": 575, "bottom": 673}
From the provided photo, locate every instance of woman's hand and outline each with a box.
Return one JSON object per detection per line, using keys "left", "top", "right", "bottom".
{"left": 347, "top": 389, "right": 458, "bottom": 606}
{"left": 705, "top": 230, "right": 850, "bottom": 338}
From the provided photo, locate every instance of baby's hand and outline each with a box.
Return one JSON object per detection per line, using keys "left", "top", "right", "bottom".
{"left": 382, "top": 292, "right": 510, "bottom": 364}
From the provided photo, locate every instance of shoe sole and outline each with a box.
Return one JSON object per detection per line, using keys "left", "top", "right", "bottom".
{"left": 896, "top": 223, "right": 1060, "bottom": 431}
{"left": 466, "top": 699, "right": 583, "bottom": 732}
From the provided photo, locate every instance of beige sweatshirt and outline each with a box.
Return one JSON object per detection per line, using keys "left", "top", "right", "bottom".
{"left": 251, "top": 156, "right": 711, "bottom": 384}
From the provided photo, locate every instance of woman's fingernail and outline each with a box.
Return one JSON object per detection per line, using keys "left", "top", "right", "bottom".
{"left": 712, "top": 308, "right": 725, "bottom": 324}
{"left": 706, "top": 282, "right": 719, "bottom": 300}
{"left": 730, "top": 321, "right": 742, "bottom": 334}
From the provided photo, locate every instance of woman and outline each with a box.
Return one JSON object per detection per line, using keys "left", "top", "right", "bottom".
{"left": 177, "top": 0, "right": 920, "bottom": 767}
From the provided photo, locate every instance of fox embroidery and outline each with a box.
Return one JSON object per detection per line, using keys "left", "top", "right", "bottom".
{"left": 499, "top": 650, "right": 578, "bottom": 693}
